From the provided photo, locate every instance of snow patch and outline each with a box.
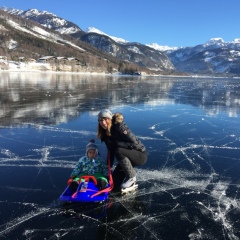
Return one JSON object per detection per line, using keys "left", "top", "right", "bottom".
{"left": 146, "top": 42, "right": 179, "bottom": 52}
{"left": 86, "top": 27, "right": 128, "bottom": 43}
{"left": 7, "top": 39, "right": 18, "bottom": 50}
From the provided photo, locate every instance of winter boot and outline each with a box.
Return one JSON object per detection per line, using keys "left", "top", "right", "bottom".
{"left": 121, "top": 176, "right": 136, "bottom": 189}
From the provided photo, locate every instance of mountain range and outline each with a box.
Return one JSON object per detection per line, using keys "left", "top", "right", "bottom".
{"left": 1, "top": 7, "right": 240, "bottom": 76}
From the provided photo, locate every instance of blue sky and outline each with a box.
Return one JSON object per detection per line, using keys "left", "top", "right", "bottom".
{"left": 1, "top": 0, "right": 239, "bottom": 47}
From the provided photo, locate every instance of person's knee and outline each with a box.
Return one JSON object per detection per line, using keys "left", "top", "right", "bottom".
{"left": 115, "top": 148, "right": 125, "bottom": 161}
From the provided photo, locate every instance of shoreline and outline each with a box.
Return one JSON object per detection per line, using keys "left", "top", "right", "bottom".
{"left": 1, "top": 62, "right": 238, "bottom": 79}
{"left": 0, "top": 70, "right": 237, "bottom": 79}
{"left": 1, "top": 61, "right": 238, "bottom": 79}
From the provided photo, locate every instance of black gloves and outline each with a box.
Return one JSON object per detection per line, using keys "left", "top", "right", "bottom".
{"left": 97, "top": 179, "right": 108, "bottom": 190}
{"left": 69, "top": 180, "right": 79, "bottom": 192}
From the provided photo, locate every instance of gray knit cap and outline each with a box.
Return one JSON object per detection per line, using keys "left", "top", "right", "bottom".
{"left": 86, "top": 139, "right": 98, "bottom": 154}
{"left": 98, "top": 109, "right": 113, "bottom": 120}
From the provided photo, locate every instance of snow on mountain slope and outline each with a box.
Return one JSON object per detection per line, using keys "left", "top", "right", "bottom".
{"left": 86, "top": 27, "right": 128, "bottom": 43}
{"left": 233, "top": 39, "right": 240, "bottom": 43}
{"left": 203, "top": 38, "right": 226, "bottom": 48}
{"left": 2, "top": 6, "right": 240, "bottom": 75}
{"left": 5, "top": 16, "right": 85, "bottom": 52}
{"left": 146, "top": 43, "right": 179, "bottom": 52}
{"left": 2, "top": 7, "right": 81, "bottom": 35}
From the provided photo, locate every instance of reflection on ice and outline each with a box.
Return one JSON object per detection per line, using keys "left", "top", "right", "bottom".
{"left": 1, "top": 73, "right": 240, "bottom": 127}
{"left": 0, "top": 73, "right": 240, "bottom": 239}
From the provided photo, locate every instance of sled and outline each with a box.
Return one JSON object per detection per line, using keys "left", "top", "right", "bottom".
{"left": 60, "top": 151, "right": 115, "bottom": 203}
{"left": 60, "top": 175, "right": 111, "bottom": 202}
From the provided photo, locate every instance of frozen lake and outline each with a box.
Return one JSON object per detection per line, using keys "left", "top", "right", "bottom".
{"left": 0, "top": 72, "right": 240, "bottom": 240}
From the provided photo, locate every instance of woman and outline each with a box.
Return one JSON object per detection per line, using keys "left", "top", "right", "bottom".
{"left": 97, "top": 109, "right": 147, "bottom": 191}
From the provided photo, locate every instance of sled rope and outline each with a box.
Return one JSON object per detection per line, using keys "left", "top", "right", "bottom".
{"left": 91, "top": 151, "right": 114, "bottom": 198}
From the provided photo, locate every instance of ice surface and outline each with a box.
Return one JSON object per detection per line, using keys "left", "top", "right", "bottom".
{"left": 0, "top": 73, "right": 240, "bottom": 239}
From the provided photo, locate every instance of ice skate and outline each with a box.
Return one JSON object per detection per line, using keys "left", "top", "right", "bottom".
{"left": 121, "top": 176, "right": 138, "bottom": 194}
{"left": 121, "top": 183, "right": 138, "bottom": 194}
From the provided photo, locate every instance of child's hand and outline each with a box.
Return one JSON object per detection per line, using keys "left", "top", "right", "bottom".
{"left": 97, "top": 179, "right": 107, "bottom": 190}
{"left": 69, "top": 180, "right": 79, "bottom": 193}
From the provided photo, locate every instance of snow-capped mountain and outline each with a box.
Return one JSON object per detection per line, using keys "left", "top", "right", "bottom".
{"left": 86, "top": 27, "right": 128, "bottom": 44}
{"left": 233, "top": 38, "right": 240, "bottom": 44}
{"left": 203, "top": 38, "right": 226, "bottom": 48}
{"left": 166, "top": 38, "right": 240, "bottom": 75}
{"left": 1, "top": 7, "right": 176, "bottom": 73}
{"left": 0, "top": 9, "right": 147, "bottom": 74}
{"left": 80, "top": 32, "right": 175, "bottom": 72}
{"left": 2, "top": 6, "right": 240, "bottom": 76}
{"left": 146, "top": 43, "right": 180, "bottom": 52}
{"left": 83, "top": 27, "right": 175, "bottom": 71}
{"left": 2, "top": 7, "right": 83, "bottom": 35}
{"left": 86, "top": 28, "right": 180, "bottom": 53}
{"left": 0, "top": 8, "right": 85, "bottom": 52}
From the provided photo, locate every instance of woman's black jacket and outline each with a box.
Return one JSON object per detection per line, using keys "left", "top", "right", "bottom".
{"left": 101, "top": 119, "right": 146, "bottom": 166}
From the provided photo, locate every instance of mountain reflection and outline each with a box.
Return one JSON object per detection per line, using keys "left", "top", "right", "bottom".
{"left": 0, "top": 72, "right": 240, "bottom": 126}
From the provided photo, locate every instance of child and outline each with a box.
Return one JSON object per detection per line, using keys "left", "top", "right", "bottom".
{"left": 68, "top": 139, "right": 108, "bottom": 192}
